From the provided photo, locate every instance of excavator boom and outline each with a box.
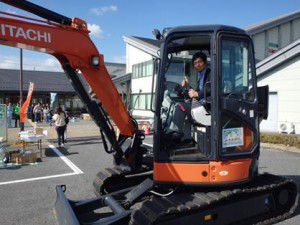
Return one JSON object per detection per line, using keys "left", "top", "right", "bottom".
{"left": 0, "top": 0, "right": 135, "bottom": 137}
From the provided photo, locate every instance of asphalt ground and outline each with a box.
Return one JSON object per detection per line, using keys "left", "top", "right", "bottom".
{"left": 0, "top": 132, "right": 299, "bottom": 225}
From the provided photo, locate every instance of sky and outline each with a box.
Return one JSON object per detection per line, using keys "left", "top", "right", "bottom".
{"left": 0, "top": 0, "right": 299, "bottom": 72}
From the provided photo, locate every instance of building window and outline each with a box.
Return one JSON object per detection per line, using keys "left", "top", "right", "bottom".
{"left": 131, "top": 95, "right": 138, "bottom": 109}
{"left": 72, "top": 97, "right": 84, "bottom": 109}
{"left": 132, "top": 60, "right": 153, "bottom": 79}
{"left": 139, "top": 95, "right": 146, "bottom": 110}
{"left": 131, "top": 93, "right": 155, "bottom": 110}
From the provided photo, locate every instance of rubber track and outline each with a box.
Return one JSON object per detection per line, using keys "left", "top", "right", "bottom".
{"left": 93, "top": 166, "right": 152, "bottom": 196}
{"left": 129, "top": 174, "right": 298, "bottom": 225}
{"left": 93, "top": 166, "right": 127, "bottom": 196}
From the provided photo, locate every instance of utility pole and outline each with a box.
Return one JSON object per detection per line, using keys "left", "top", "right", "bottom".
{"left": 20, "top": 49, "right": 24, "bottom": 131}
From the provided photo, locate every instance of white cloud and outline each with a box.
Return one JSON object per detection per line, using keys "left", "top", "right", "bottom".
{"left": 42, "top": 58, "right": 62, "bottom": 71}
{"left": 0, "top": 55, "right": 19, "bottom": 69}
{"left": 112, "top": 55, "right": 126, "bottom": 64}
{"left": 5, "top": 9, "right": 17, "bottom": 14}
{"left": 0, "top": 54, "right": 62, "bottom": 72}
{"left": 87, "top": 23, "right": 103, "bottom": 38}
{"left": 90, "top": 5, "right": 117, "bottom": 16}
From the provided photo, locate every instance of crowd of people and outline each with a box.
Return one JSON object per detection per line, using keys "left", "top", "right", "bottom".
{"left": 6, "top": 102, "right": 54, "bottom": 128}
{"left": 27, "top": 103, "right": 53, "bottom": 124}
{"left": 6, "top": 102, "right": 70, "bottom": 147}
{"left": 6, "top": 102, "right": 20, "bottom": 128}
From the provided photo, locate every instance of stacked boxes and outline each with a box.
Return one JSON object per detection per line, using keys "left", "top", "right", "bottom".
{"left": 10, "top": 150, "right": 37, "bottom": 163}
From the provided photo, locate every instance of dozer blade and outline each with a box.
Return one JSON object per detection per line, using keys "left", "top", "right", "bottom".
{"left": 130, "top": 174, "right": 299, "bottom": 225}
{"left": 55, "top": 185, "right": 80, "bottom": 225}
{"left": 54, "top": 185, "right": 131, "bottom": 225}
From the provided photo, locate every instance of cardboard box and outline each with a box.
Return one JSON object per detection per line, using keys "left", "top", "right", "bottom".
{"left": 10, "top": 153, "right": 22, "bottom": 163}
{"left": 22, "top": 151, "right": 37, "bottom": 163}
{"left": 34, "top": 127, "right": 43, "bottom": 135}
{"left": 10, "top": 151, "right": 37, "bottom": 163}
{"left": 82, "top": 113, "right": 91, "bottom": 120}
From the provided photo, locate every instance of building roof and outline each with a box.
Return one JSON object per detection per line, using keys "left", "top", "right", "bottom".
{"left": 246, "top": 10, "right": 300, "bottom": 35}
{"left": 0, "top": 62, "right": 126, "bottom": 93}
{"left": 124, "top": 11, "right": 300, "bottom": 57}
{"left": 0, "top": 69, "right": 71, "bottom": 93}
{"left": 105, "top": 62, "right": 126, "bottom": 77}
{"left": 112, "top": 73, "right": 131, "bottom": 85}
{"left": 123, "top": 35, "right": 160, "bottom": 57}
{"left": 256, "top": 38, "right": 300, "bottom": 79}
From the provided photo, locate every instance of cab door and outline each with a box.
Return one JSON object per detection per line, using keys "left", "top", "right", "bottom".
{"left": 216, "top": 32, "right": 259, "bottom": 160}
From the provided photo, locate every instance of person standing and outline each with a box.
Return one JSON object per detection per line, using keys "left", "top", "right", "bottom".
{"left": 14, "top": 103, "right": 20, "bottom": 128}
{"left": 64, "top": 110, "right": 70, "bottom": 142}
{"left": 33, "top": 103, "right": 42, "bottom": 123}
{"left": 6, "top": 102, "right": 13, "bottom": 128}
{"left": 42, "top": 105, "right": 47, "bottom": 123}
{"left": 27, "top": 104, "right": 33, "bottom": 120}
{"left": 52, "top": 106, "right": 66, "bottom": 147}
{"left": 44, "top": 105, "right": 50, "bottom": 123}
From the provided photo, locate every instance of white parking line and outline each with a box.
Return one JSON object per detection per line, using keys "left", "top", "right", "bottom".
{"left": 0, "top": 143, "right": 83, "bottom": 186}
{"left": 142, "top": 143, "right": 153, "bottom": 147}
{"left": 0, "top": 172, "right": 77, "bottom": 185}
{"left": 48, "top": 144, "right": 83, "bottom": 174}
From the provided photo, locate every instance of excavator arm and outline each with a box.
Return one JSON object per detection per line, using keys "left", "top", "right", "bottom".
{"left": 0, "top": 0, "right": 134, "bottom": 136}
{"left": 0, "top": 0, "right": 146, "bottom": 166}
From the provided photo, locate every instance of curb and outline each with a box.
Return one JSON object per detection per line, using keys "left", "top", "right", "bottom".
{"left": 261, "top": 142, "right": 300, "bottom": 153}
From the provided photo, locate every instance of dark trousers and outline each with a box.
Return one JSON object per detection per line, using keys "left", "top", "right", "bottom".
{"left": 14, "top": 115, "right": 19, "bottom": 128}
{"left": 55, "top": 125, "right": 66, "bottom": 146}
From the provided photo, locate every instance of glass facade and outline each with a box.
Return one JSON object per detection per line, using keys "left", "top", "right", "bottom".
{"left": 131, "top": 93, "right": 154, "bottom": 110}
{"left": 131, "top": 60, "right": 155, "bottom": 111}
{"left": 132, "top": 60, "right": 153, "bottom": 79}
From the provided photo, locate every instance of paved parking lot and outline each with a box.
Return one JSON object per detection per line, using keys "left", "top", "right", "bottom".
{"left": 0, "top": 131, "right": 299, "bottom": 224}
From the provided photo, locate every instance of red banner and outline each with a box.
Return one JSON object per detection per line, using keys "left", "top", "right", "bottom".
{"left": 20, "top": 82, "right": 34, "bottom": 123}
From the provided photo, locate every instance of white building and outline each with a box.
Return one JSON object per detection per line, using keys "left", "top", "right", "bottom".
{"left": 257, "top": 40, "right": 300, "bottom": 134}
{"left": 246, "top": 10, "right": 300, "bottom": 134}
{"left": 123, "top": 11, "right": 300, "bottom": 134}
{"left": 246, "top": 10, "right": 300, "bottom": 62}
{"left": 123, "top": 36, "right": 159, "bottom": 119}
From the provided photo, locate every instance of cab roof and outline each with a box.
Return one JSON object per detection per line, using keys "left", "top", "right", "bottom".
{"left": 163, "top": 25, "right": 246, "bottom": 38}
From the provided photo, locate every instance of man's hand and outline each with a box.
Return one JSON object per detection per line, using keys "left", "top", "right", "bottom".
{"left": 188, "top": 89, "right": 198, "bottom": 98}
{"left": 181, "top": 76, "right": 189, "bottom": 87}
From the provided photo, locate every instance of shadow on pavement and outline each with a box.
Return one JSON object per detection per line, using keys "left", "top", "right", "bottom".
{"left": 46, "top": 136, "right": 102, "bottom": 148}
{"left": 44, "top": 136, "right": 102, "bottom": 157}
{"left": 44, "top": 147, "right": 78, "bottom": 157}
{"left": 67, "top": 140, "right": 102, "bottom": 147}
{"left": 0, "top": 164, "right": 22, "bottom": 170}
{"left": 47, "top": 136, "right": 101, "bottom": 144}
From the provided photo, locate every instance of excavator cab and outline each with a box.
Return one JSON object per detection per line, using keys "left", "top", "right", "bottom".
{"left": 153, "top": 26, "right": 261, "bottom": 185}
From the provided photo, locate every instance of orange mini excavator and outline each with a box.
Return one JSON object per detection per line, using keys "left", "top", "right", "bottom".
{"left": 0, "top": 1, "right": 298, "bottom": 224}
